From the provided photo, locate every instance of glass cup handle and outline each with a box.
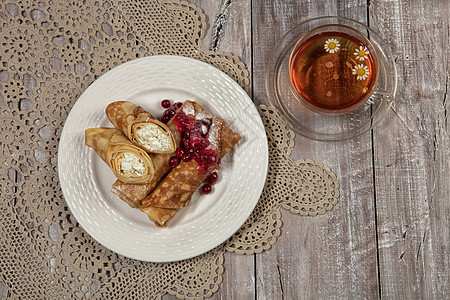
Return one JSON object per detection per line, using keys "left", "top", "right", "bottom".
{"left": 368, "top": 90, "right": 394, "bottom": 105}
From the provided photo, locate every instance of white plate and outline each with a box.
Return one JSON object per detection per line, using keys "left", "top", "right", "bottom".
{"left": 58, "top": 55, "right": 268, "bottom": 262}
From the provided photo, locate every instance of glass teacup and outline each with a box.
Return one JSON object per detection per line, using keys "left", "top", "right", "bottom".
{"left": 288, "top": 24, "right": 380, "bottom": 115}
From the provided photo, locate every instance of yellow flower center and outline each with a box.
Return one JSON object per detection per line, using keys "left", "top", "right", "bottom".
{"left": 358, "top": 50, "right": 366, "bottom": 57}
{"left": 329, "top": 42, "right": 336, "bottom": 49}
{"left": 357, "top": 68, "right": 366, "bottom": 76}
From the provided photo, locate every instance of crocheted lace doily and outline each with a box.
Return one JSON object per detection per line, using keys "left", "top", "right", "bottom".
{"left": 0, "top": 1, "right": 339, "bottom": 298}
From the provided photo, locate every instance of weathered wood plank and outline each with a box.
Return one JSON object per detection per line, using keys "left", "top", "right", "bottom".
{"left": 252, "top": 0, "right": 379, "bottom": 299}
{"left": 369, "top": 0, "right": 450, "bottom": 298}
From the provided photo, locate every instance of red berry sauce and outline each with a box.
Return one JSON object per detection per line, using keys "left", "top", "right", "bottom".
{"left": 162, "top": 102, "right": 219, "bottom": 173}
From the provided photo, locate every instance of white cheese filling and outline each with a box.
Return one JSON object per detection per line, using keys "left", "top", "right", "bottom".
{"left": 119, "top": 153, "right": 145, "bottom": 176}
{"left": 136, "top": 124, "right": 172, "bottom": 152}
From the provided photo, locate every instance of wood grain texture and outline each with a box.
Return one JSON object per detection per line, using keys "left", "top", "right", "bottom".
{"left": 369, "top": 0, "right": 450, "bottom": 298}
{"left": 251, "top": 1, "right": 380, "bottom": 299}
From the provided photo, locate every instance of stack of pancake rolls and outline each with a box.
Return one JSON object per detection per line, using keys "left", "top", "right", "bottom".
{"left": 85, "top": 100, "right": 241, "bottom": 227}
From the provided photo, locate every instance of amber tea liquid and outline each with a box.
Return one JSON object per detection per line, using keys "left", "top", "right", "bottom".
{"left": 289, "top": 29, "right": 378, "bottom": 112}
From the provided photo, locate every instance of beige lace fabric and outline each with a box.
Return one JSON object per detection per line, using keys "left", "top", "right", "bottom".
{"left": 0, "top": 0, "right": 339, "bottom": 299}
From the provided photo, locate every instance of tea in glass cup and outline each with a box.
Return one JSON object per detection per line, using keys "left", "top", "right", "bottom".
{"left": 288, "top": 24, "right": 379, "bottom": 114}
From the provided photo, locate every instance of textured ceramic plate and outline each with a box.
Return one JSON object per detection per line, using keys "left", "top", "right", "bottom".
{"left": 58, "top": 55, "right": 268, "bottom": 262}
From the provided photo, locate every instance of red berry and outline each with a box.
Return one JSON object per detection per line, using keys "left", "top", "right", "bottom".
{"left": 181, "top": 154, "right": 191, "bottom": 162}
{"left": 178, "top": 114, "right": 189, "bottom": 129}
{"left": 206, "top": 172, "right": 218, "bottom": 185}
{"left": 161, "top": 99, "right": 171, "bottom": 108}
{"left": 169, "top": 156, "right": 180, "bottom": 168}
{"left": 175, "top": 148, "right": 184, "bottom": 158}
{"left": 166, "top": 109, "right": 175, "bottom": 119}
{"left": 201, "top": 139, "right": 210, "bottom": 149}
{"left": 202, "top": 184, "right": 212, "bottom": 194}
{"left": 182, "top": 138, "right": 191, "bottom": 150}
{"left": 189, "top": 133, "right": 204, "bottom": 149}
{"left": 173, "top": 102, "right": 183, "bottom": 109}
{"left": 161, "top": 114, "right": 170, "bottom": 123}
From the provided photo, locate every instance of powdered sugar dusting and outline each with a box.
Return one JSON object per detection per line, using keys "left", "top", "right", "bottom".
{"left": 181, "top": 102, "right": 195, "bottom": 116}
{"left": 201, "top": 125, "right": 208, "bottom": 135}
{"left": 195, "top": 112, "right": 209, "bottom": 120}
{"left": 207, "top": 117, "right": 221, "bottom": 150}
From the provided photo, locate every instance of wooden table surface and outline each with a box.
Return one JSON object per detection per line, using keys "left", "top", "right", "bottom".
{"left": 163, "top": 1, "right": 449, "bottom": 299}
{"left": 0, "top": 1, "right": 446, "bottom": 299}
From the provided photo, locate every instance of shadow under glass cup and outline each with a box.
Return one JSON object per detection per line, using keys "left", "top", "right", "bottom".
{"left": 266, "top": 17, "right": 397, "bottom": 141}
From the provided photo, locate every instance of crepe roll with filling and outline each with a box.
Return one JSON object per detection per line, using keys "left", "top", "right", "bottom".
{"left": 112, "top": 100, "right": 214, "bottom": 209}
{"left": 106, "top": 101, "right": 176, "bottom": 154}
{"left": 110, "top": 111, "right": 183, "bottom": 208}
{"left": 85, "top": 128, "right": 155, "bottom": 184}
{"left": 141, "top": 111, "right": 241, "bottom": 227}
{"left": 111, "top": 152, "right": 174, "bottom": 208}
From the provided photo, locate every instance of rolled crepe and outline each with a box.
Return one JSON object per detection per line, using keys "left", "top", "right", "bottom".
{"left": 85, "top": 128, "right": 155, "bottom": 184}
{"left": 106, "top": 101, "right": 176, "bottom": 154}
{"left": 141, "top": 117, "right": 241, "bottom": 227}
{"left": 110, "top": 100, "right": 211, "bottom": 207}
{"left": 110, "top": 112, "right": 183, "bottom": 207}
{"left": 111, "top": 152, "right": 174, "bottom": 208}
{"left": 111, "top": 181, "right": 153, "bottom": 208}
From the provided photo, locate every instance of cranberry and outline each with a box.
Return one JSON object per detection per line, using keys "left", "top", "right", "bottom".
{"left": 188, "top": 148, "right": 196, "bottom": 155}
{"left": 184, "top": 121, "right": 195, "bottom": 131}
{"left": 206, "top": 172, "right": 218, "bottom": 185}
{"left": 201, "top": 139, "right": 210, "bottom": 149}
{"left": 172, "top": 113, "right": 186, "bottom": 132}
{"left": 182, "top": 131, "right": 190, "bottom": 139}
{"left": 161, "top": 113, "right": 170, "bottom": 123}
{"left": 161, "top": 99, "right": 171, "bottom": 108}
{"left": 190, "top": 136, "right": 203, "bottom": 149}
{"left": 181, "top": 154, "right": 191, "bottom": 162}
{"left": 176, "top": 114, "right": 188, "bottom": 126}
{"left": 170, "top": 110, "right": 219, "bottom": 171}
{"left": 169, "top": 156, "right": 180, "bottom": 168}
{"left": 202, "top": 152, "right": 218, "bottom": 170}
{"left": 200, "top": 154, "right": 210, "bottom": 162}
{"left": 202, "top": 184, "right": 212, "bottom": 194}
{"left": 166, "top": 109, "right": 175, "bottom": 119}
{"left": 182, "top": 137, "right": 191, "bottom": 150}
{"left": 175, "top": 148, "right": 184, "bottom": 158}
{"left": 173, "top": 102, "right": 183, "bottom": 109}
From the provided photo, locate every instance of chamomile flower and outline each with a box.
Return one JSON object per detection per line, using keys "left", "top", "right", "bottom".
{"left": 353, "top": 64, "right": 370, "bottom": 80}
{"left": 324, "top": 38, "right": 340, "bottom": 53}
{"left": 354, "top": 46, "right": 369, "bottom": 61}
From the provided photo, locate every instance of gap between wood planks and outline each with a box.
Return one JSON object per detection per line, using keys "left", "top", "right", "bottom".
{"left": 443, "top": 72, "right": 448, "bottom": 129}
{"left": 276, "top": 259, "right": 285, "bottom": 300}
{"left": 367, "top": 1, "right": 383, "bottom": 297}
{"left": 209, "top": 0, "right": 233, "bottom": 51}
